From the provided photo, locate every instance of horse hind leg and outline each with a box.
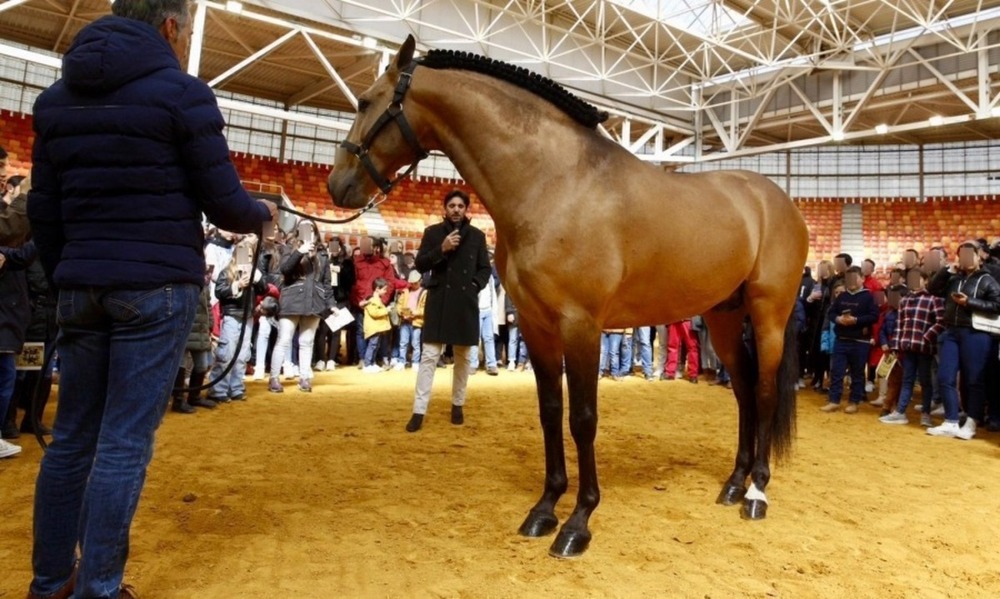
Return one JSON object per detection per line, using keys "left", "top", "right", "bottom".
{"left": 703, "top": 308, "right": 758, "bottom": 507}
{"left": 743, "top": 301, "right": 798, "bottom": 521}
{"left": 517, "top": 320, "right": 568, "bottom": 539}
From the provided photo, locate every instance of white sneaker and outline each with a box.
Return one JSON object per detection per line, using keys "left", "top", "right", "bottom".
{"left": 956, "top": 419, "right": 977, "bottom": 441}
{"left": 865, "top": 381, "right": 875, "bottom": 393}
{"left": 282, "top": 363, "right": 298, "bottom": 380}
{"left": 930, "top": 404, "right": 945, "bottom": 417}
{"left": 920, "top": 414, "right": 934, "bottom": 427}
{"left": 870, "top": 398, "right": 884, "bottom": 408}
{"left": 879, "top": 412, "right": 908, "bottom": 425}
{"left": 362, "top": 365, "right": 382, "bottom": 374}
{"left": 0, "top": 438, "right": 22, "bottom": 459}
{"left": 927, "top": 421, "right": 961, "bottom": 438}
{"left": 507, "top": 363, "right": 515, "bottom": 372}
{"left": 326, "top": 360, "right": 337, "bottom": 371}
{"left": 392, "top": 363, "right": 405, "bottom": 371}
{"left": 314, "top": 361, "right": 326, "bottom": 372}
{"left": 251, "top": 371, "right": 264, "bottom": 381}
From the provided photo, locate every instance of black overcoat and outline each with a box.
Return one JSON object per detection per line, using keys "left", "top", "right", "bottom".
{"left": 416, "top": 218, "right": 492, "bottom": 346}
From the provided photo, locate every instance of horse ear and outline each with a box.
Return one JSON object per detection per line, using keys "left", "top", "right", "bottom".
{"left": 394, "top": 35, "right": 416, "bottom": 71}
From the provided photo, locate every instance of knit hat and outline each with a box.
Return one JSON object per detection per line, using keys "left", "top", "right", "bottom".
{"left": 407, "top": 270, "right": 422, "bottom": 284}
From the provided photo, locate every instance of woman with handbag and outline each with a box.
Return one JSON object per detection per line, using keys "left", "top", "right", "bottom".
{"left": 925, "top": 241, "right": 1000, "bottom": 439}
{"left": 269, "top": 220, "right": 331, "bottom": 393}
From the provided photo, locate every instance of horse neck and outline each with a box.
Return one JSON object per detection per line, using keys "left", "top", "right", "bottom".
{"left": 411, "top": 69, "right": 593, "bottom": 229}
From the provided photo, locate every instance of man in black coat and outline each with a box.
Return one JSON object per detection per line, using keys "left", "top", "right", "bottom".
{"left": 406, "top": 190, "right": 492, "bottom": 432}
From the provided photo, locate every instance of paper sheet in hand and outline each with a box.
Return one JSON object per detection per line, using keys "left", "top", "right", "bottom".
{"left": 325, "top": 309, "right": 354, "bottom": 333}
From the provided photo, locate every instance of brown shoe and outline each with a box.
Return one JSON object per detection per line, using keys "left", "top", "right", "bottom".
{"left": 26, "top": 564, "right": 76, "bottom": 599}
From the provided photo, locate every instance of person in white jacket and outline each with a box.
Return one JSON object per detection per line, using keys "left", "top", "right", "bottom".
{"left": 469, "top": 271, "right": 499, "bottom": 375}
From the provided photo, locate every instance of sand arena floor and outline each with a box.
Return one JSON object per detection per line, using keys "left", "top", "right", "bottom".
{"left": 1, "top": 366, "right": 999, "bottom": 598}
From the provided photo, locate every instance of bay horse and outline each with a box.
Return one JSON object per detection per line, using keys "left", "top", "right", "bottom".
{"left": 328, "top": 35, "right": 809, "bottom": 558}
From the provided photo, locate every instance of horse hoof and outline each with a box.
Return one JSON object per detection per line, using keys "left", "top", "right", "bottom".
{"left": 518, "top": 510, "right": 559, "bottom": 538}
{"left": 741, "top": 499, "right": 768, "bottom": 520}
{"left": 716, "top": 484, "right": 746, "bottom": 506}
{"left": 548, "top": 529, "right": 591, "bottom": 558}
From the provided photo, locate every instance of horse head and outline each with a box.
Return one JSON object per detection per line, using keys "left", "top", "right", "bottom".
{"left": 327, "top": 35, "right": 428, "bottom": 209}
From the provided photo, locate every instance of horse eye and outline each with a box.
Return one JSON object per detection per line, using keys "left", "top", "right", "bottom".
{"left": 357, "top": 99, "right": 370, "bottom": 112}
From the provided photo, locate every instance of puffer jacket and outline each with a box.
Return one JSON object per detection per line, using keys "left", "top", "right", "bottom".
{"left": 27, "top": 16, "right": 270, "bottom": 290}
{"left": 927, "top": 267, "right": 1000, "bottom": 328}
{"left": 186, "top": 286, "right": 213, "bottom": 353}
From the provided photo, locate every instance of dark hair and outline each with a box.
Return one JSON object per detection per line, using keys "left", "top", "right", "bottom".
{"left": 931, "top": 245, "right": 948, "bottom": 258}
{"left": 863, "top": 258, "right": 875, "bottom": 268}
{"left": 112, "top": 0, "right": 189, "bottom": 27}
{"left": 403, "top": 252, "right": 414, "bottom": 259}
{"left": 6, "top": 175, "right": 25, "bottom": 188}
{"left": 444, "top": 189, "right": 470, "bottom": 208}
{"left": 0, "top": 146, "right": 7, "bottom": 159}
{"left": 835, "top": 253, "right": 853, "bottom": 266}
{"left": 372, "top": 277, "right": 388, "bottom": 291}
{"left": 846, "top": 265, "right": 863, "bottom": 276}
{"left": 887, "top": 284, "right": 908, "bottom": 297}
{"left": 904, "top": 248, "right": 919, "bottom": 257}
{"left": 891, "top": 267, "right": 905, "bottom": 277}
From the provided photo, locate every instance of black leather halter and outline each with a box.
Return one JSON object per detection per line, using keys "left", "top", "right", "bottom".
{"left": 339, "top": 61, "right": 428, "bottom": 195}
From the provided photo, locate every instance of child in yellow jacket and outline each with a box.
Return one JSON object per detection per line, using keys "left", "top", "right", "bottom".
{"left": 394, "top": 270, "right": 427, "bottom": 369}
{"left": 362, "top": 278, "right": 391, "bottom": 372}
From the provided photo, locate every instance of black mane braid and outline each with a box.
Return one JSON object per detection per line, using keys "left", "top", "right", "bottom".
{"left": 416, "top": 49, "right": 610, "bottom": 129}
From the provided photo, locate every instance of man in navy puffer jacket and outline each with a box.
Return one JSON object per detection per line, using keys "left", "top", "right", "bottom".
{"left": 25, "top": 2, "right": 276, "bottom": 598}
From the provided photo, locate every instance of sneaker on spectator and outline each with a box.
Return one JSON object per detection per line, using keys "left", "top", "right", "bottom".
{"left": 0, "top": 438, "right": 22, "bottom": 459}
{"left": 250, "top": 370, "right": 264, "bottom": 381}
{"left": 844, "top": 403, "right": 859, "bottom": 414}
{"left": 879, "top": 412, "right": 908, "bottom": 425}
{"left": 920, "top": 413, "right": 933, "bottom": 427}
{"left": 326, "top": 360, "right": 337, "bottom": 371}
{"left": 927, "top": 421, "right": 961, "bottom": 438}
{"left": 956, "top": 419, "right": 977, "bottom": 441}
{"left": 869, "top": 398, "right": 884, "bottom": 408}
{"left": 507, "top": 363, "right": 516, "bottom": 372}
{"left": 392, "top": 362, "right": 405, "bottom": 371}
{"left": 362, "top": 365, "right": 382, "bottom": 374}
{"left": 314, "top": 361, "right": 326, "bottom": 372}
{"left": 282, "top": 363, "right": 298, "bottom": 380}
{"left": 930, "top": 404, "right": 945, "bottom": 417}
{"left": 864, "top": 381, "right": 875, "bottom": 393}
{"left": 820, "top": 402, "right": 840, "bottom": 413}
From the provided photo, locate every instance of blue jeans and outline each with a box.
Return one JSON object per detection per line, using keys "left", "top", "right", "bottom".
{"left": 468, "top": 310, "right": 497, "bottom": 370}
{"left": 364, "top": 333, "right": 383, "bottom": 367}
{"left": 828, "top": 339, "right": 869, "bottom": 405}
{"left": 398, "top": 322, "right": 421, "bottom": 365}
{"left": 507, "top": 325, "right": 528, "bottom": 366}
{"left": 937, "top": 327, "right": 992, "bottom": 422}
{"left": 209, "top": 315, "right": 252, "bottom": 399}
{"left": 895, "top": 351, "right": 935, "bottom": 414}
{"left": 600, "top": 332, "right": 623, "bottom": 375}
{"left": 634, "top": 326, "right": 653, "bottom": 377}
{"left": 0, "top": 353, "right": 16, "bottom": 429}
{"left": 31, "top": 284, "right": 198, "bottom": 598}
{"left": 616, "top": 334, "right": 633, "bottom": 377}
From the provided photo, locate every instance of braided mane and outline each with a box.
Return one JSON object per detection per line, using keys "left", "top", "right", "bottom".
{"left": 415, "top": 49, "right": 610, "bottom": 130}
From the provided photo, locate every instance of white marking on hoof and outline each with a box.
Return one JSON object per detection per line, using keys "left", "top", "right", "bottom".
{"left": 744, "top": 483, "right": 768, "bottom": 504}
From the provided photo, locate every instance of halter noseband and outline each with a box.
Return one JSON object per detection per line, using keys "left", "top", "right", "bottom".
{"left": 339, "top": 61, "right": 428, "bottom": 195}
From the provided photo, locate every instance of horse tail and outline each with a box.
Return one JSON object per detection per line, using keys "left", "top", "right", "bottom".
{"left": 771, "top": 310, "right": 798, "bottom": 462}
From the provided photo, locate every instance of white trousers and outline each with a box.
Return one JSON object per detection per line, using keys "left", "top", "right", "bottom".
{"left": 412, "top": 343, "right": 472, "bottom": 415}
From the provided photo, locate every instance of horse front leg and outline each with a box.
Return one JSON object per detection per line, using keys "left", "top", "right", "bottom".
{"left": 517, "top": 322, "right": 567, "bottom": 538}
{"left": 549, "top": 322, "right": 602, "bottom": 558}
